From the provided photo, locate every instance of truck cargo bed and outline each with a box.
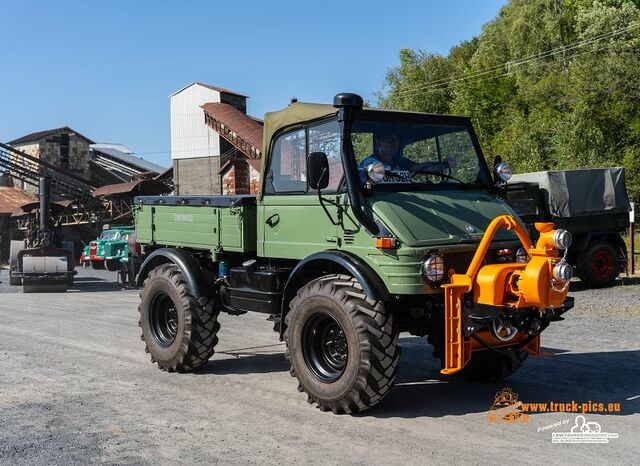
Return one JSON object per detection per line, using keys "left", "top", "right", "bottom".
{"left": 134, "top": 195, "right": 256, "bottom": 254}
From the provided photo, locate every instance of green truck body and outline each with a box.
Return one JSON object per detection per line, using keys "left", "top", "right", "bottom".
{"left": 134, "top": 191, "right": 518, "bottom": 295}
{"left": 132, "top": 93, "right": 574, "bottom": 414}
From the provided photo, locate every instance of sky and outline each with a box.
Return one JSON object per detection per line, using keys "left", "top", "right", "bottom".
{"left": 0, "top": 0, "right": 507, "bottom": 168}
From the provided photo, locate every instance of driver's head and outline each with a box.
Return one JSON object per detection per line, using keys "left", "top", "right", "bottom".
{"left": 374, "top": 132, "right": 400, "bottom": 162}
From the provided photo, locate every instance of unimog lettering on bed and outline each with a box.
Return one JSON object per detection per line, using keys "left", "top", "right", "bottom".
{"left": 133, "top": 94, "right": 574, "bottom": 414}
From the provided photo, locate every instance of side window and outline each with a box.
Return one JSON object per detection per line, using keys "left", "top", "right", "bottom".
{"left": 268, "top": 129, "right": 307, "bottom": 193}
{"left": 308, "top": 120, "right": 343, "bottom": 192}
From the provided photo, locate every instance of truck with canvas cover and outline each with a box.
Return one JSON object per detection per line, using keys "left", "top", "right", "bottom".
{"left": 507, "top": 168, "right": 631, "bottom": 288}
{"left": 133, "top": 93, "right": 574, "bottom": 414}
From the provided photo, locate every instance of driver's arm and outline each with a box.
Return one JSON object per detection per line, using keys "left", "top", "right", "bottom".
{"left": 412, "top": 159, "right": 452, "bottom": 172}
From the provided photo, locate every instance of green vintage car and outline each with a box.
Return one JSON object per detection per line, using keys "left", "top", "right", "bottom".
{"left": 81, "top": 227, "right": 134, "bottom": 271}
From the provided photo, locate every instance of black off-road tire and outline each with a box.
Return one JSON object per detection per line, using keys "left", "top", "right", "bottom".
{"left": 576, "top": 242, "right": 619, "bottom": 288}
{"left": 91, "top": 260, "right": 105, "bottom": 270}
{"left": 284, "top": 274, "right": 399, "bottom": 414}
{"left": 138, "top": 263, "right": 220, "bottom": 372}
{"left": 105, "top": 260, "right": 119, "bottom": 272}
{"left": 9, "top": 273, "right": 21, "bottom": 286}
{"left": 428, "top": 332, "right": 527, "bottom": 382}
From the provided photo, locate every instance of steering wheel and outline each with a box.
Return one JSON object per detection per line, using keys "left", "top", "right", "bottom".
{"left": 411, "top": 161, "right": 452, "bottom": 184}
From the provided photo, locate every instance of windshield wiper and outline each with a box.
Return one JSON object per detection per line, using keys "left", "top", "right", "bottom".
{"left": 411, "top": 169, "right": 470, "bottom": 187}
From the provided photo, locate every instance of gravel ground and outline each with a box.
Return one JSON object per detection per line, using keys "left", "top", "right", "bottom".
{"left": 0, "top": 267, "right": 638, "bottom": 465}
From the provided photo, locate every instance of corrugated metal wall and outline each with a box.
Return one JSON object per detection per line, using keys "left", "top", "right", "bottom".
{"left": 170, "top": 83, "right": 221, "bottom": 160}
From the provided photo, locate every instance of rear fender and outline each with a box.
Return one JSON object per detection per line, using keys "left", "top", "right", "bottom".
{"left": 136, "top": 248, "right": 208, "bottom": 302}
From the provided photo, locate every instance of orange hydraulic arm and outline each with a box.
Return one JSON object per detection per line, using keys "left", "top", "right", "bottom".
{"left": 441, "top": 215, "right": 570, "bottom": 375}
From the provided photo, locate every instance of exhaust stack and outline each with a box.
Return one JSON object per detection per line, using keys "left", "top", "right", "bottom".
{"left": 39, "top": 176, "right": 51, "bottom": 231}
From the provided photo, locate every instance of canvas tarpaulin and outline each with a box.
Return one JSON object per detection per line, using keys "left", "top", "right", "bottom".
{"left": 510, "top": 168, "right": 631, "bottom": 218}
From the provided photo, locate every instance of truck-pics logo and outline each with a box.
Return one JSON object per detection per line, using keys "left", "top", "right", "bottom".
{"left": 551, "top": 415, "right": 619, "bottom": 444}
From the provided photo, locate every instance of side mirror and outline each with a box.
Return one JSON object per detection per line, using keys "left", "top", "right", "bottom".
{"left": 308, "top": 152, "right": 329, "bottom": 190}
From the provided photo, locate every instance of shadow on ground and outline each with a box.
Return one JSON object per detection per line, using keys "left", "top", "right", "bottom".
{"left": 191, "top": 335, "right": 639, "bottom": 419}
{"left": 361, "top": 337, "right": 640, "bottom": 419}
{"left": 69, "top": 275, "right": 124, "bottom": 293}
{"left": 194, "top": 343, "right": 288, "bottom": 375}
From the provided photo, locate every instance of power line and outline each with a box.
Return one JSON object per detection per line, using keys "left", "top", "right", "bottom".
{"left": 389, "top": 22, "right": 639, "bottom": 98}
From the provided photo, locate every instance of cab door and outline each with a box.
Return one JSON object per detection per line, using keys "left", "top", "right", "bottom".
{"left": 259, "top": 121, "right": 344, "bottom": 259}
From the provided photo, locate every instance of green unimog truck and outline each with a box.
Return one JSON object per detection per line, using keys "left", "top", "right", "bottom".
{"left": 132, "top": 94, "right": 574, "bottom": 414}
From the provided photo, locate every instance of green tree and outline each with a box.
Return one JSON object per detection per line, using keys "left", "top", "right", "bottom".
{"left": 379, "top": 0, "right": 640, "bottom": 200}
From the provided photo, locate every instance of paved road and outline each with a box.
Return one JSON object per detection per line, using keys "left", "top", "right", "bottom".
{"left": 0, "top": 268, "right": 638, "bottom": 465}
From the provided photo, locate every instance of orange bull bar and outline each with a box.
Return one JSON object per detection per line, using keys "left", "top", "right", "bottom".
{"left": 441, "top": 215, "right": 569, "bottom": 375}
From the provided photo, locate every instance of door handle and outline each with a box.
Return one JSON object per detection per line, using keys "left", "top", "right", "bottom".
{"left": 266, "top": 213, "right": 280, "bottom": 227}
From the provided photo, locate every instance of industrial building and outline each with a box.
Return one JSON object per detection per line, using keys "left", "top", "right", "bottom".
{"left": 91, "top": 143, "right": 167, "bottom": 185}
{"left": 1, "top": 128, "right": 168, "bottom": 263}
{"left": 170, "top": 82, "right": 262, "bottom": 195}
{"left": 8, "top": 127, "right": 94, "bottom": 196}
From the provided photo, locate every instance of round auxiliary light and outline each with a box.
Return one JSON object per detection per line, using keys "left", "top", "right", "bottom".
{"left": 422, "top": 253, "right": 446, "bottom": 285}
{"left": 553, "top": 262, "right": 573, "bottom": 282}
{"left": 515, "top": 247, "right": 530, "bottom": 263}
{"left": 553, "top": 229, "right": 572, "bottom": 250}
{"left": 494, "top": 162, "right": 513, "bottom": 182}
{"left": 365, "top": 160, "right": 386, "bottom": 183}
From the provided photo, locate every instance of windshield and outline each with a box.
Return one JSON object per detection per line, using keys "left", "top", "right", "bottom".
{"left": 99, "top": 230, "right": 120, "bottom": 241}
{"left": 351, "top": 119, "right": 491, "bottom": 188}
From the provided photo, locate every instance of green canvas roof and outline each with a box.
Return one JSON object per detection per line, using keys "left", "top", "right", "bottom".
{"left": 260, "top": 101, "right": 337, "bottom": 188}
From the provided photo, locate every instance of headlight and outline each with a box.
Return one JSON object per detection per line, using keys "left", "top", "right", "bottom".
{"left": 422, "top": 253, "right": 446, "bottom": 285}
{"left": 515, "top": 247, "right": 530, "bottom": 263}
{"left": 553, "top": 262, "right": 573, "bottom": 282}
{"left": 365, "top": 161, "right": 385, "bottom": 183}
{"left": 553, "top": 229, "right": 572, "bottom": 250}
{"left": 494, "top": 162, "right": 512, "bottom": 182}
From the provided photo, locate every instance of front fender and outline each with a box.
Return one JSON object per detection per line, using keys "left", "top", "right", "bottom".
{"left": 279, "top": 250, "right": 390, "bottom": 338}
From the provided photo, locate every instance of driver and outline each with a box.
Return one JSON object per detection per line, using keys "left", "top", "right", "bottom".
{"left": 359, "top": 131, "right": 451, "bottom": 183}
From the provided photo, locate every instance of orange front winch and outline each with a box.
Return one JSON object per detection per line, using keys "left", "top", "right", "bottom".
{"left": 440, "top": 215, "right": 571, "bottom": 375}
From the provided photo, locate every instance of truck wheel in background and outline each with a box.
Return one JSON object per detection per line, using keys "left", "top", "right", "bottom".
{"left": 428, "top": 332, "right": 527, "bottom": 382}
{"left": 9, "top": 271, "right": 22, "bottom": 286}
{"left": 577, "top": 242, "right": 619, "bottom": 288}
{"left": 91, "top": 260, "right": 105, "bottom": 270}
{"left": 138, "top": 263, "right": 220, "bottom": 372}
{"left": 457, "top": 349, "right": 528, "bottom": 382}
{"left": 105, "top": 260, "right": 119, "bottom": 272}
{"left": 284, "top": 274, "right": 400, "bottom": 414}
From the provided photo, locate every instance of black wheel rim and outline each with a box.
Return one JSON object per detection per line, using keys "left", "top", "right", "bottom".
{"left": 149, "top": 291, "right": 179, "bottom": 348}
{"left": 302, "top": 312, "right": 348, "bottom": 382}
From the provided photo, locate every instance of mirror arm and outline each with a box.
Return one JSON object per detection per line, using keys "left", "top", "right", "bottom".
{"left": 315, "top": 167, "right": 343, "bottom": 227}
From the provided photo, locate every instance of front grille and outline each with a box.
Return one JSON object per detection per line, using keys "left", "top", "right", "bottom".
{"left": 445, "top": 251, "right": 476, "bottom": 274}
{"left": 444, "top": 248, "right": 506, "bottom": 275}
